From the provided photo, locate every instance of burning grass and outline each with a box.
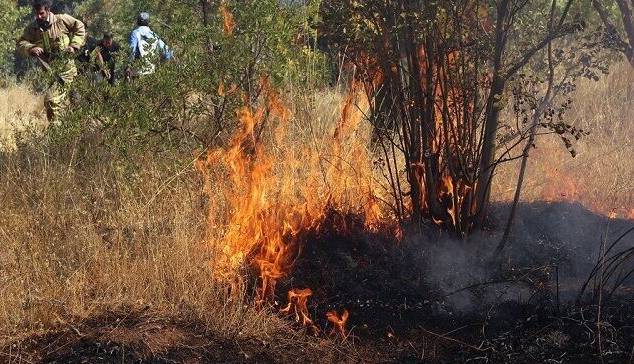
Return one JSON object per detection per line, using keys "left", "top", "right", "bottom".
{"left": 0, "top": 82, "right": 387, "bottom": 361}
{"left": 194, "top": 80, "right": 392, "bottom": 331}
{"left": 0, "top": 61, "right": 633, "bottom": 362}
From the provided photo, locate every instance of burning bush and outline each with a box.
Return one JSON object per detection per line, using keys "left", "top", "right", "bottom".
{"left": 319, "top": 0, "right": 612, "bottom": 237}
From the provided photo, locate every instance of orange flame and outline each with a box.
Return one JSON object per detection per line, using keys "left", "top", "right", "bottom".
{"left": 326, "top": 309, "right": 350, "bottom": 338}
{"left": 219, "top": 2, "right": 235, "bottom": 35}
{"left": 281, "top": 288, "right": 318, "bottom": 333}
{"left": 349, "top": 10, "right": 488, "bottom": 233}
{"left": 196, "top": 78, "right": 393, "bottom": 318}
{"left": 438, "top": 175, "right": 456, "bottom": 228}
{"left": 536, "top": 167, "right": 634, "bottom": 219}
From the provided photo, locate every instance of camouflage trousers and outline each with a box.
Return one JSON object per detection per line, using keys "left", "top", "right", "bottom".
{"left": 44, "top": 62, "right": 77, "bottom": 123}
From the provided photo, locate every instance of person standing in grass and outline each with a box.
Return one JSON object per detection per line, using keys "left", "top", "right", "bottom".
{"left": 93, "top": 32, "right": 120, "bottom": 85}
{"left": 127, "top": 12, "right": 173, "bottom": 78}
{"left": 16, "top": 0, "right": 86, "bottom": 123}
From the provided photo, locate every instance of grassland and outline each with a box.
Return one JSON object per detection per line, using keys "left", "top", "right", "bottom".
{"left": 0, "top": 62, "right": 632, "bottom": 362}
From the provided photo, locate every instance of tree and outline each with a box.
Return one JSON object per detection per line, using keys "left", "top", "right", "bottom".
{"left": 0, "top": 0, "right": 28, "bottom": 76}
{"left": 591, "top": 0, "right": 634, "bottom": 66}
{"left": 320, "top": 0, "right": 593, "bottom": 236}
{"left": 53, "top": 0, "right": 327, "bottom": 150}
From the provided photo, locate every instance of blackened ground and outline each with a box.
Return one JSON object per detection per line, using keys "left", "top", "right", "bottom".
{"left": 5, "top": 203, "right": 634, "bottom": 363}
{"left": 277, "top": 208, "right": 432, "bottom": 334}
{"left": 5, "top": 303, "right": 633, "bottom": 363}
{"left": 273, "top": 203, "right": 634, "bottom": 362}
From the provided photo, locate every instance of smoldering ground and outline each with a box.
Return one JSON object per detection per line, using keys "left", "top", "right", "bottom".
{"left": 412, "top": 201, "right": 634, "bottom": 312}
{"left": 256, "top": 200, "right": 631, "bottom": 362}
{"left": 280, "top": 200, "right": 633, "bottom": 331}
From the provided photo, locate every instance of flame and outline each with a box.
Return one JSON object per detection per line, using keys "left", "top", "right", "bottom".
{"left": 344, "top": 5, "right": 490, "bottom": 233}
{"left": 539, "top": 168, "right": 633, "bottom": 219}
{"left": 326, "top": 309, "right": 350, "bottom": 338}
{"left": 609, "top": 209, "right": 617, "bottom": 219}
{"left": 219, "top": 2, "right": 235, "bottom": 35}
{"left": 281, "top": 288, "right": 318, "bottom": 334}
{"left": 438, "top": 175, "right": 456, "bottom": 228}
{"left": 196, "top": 78, "right": 393, "bottom": 325}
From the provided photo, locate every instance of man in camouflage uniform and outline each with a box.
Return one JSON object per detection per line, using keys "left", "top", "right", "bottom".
{"left": 17, "top": 0, "right": 86, "bottom": 122}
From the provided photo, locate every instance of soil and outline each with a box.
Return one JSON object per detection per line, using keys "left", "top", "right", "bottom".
{"left": 5, "top": 302, "right": 633, "bottom": 363}
{"left": 4, "top": 203, "right": 634, "bottom": 363}
{"left": 1, "top": 307, "right": 350, "bottom": 364}
{"left": 274, "top": 206, "right": 634, "bottom": 363}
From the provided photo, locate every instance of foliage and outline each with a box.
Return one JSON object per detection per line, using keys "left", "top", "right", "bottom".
{"left": 46, "top": 0, "right": 328, "bottom": 151}
{"left": 0, "top": 0, "right": 29, "bottom": 77}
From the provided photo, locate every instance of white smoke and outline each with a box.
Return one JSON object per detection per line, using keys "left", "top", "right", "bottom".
{"left": 406, "top": 201, "right": 634, "bottom": 311}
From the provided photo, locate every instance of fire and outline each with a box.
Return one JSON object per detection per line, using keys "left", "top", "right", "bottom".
{"left": 539, "top": 167, "right": 633, "bottom": 219}
{"left": 219, "top": 2, "right": 235, "bottom": 35}
{"left": 352, "top": 42, "right": 483, "bottom": 233}
{"left": 326, "top": 309, "right": 350, "bottom": 338}
{"left": 431, "top": 174, "right": 476, "bottom": 232}
{"left": 437, "top": 175, "right": 456, "bottom": 228}
{"left": 281, "top": 288, "right": 318, "bottom": 333}
{"left": 196, "top": 77, "right": 392, "bottom": 329}
{"left": 335, "top": 3, "right": 494, "bottom": 234}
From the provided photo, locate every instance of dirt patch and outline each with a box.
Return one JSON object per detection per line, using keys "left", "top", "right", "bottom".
{"left": 1, "top": 307, "right": 347, "bottom": 364}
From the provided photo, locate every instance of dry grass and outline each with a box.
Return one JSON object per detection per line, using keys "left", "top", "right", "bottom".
{"left": 0, "top": 83, "right": 376, "bottom": 351}
{"left": 0, "top": 61, "right": 631, "bottom": 354}
{"left": 493, "top": 61, "right": 634, "bottom": 218}
{"left": 0, "top": 143, "right": 289, "bottom": 341}
{"left": 0, "top": 84, "right": 45, "bottom": 150}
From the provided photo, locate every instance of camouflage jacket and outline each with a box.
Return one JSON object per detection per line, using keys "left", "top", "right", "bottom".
{"left": 17, "top": 13, "right": 86, "bottom": 63}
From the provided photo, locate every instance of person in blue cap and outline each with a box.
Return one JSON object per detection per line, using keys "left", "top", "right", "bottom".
{"left": 127, "top": 11, "right": 172, "bottom": 77}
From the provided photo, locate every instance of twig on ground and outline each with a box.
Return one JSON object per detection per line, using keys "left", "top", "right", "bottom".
{"left": 418, "top": 326, "right": 492, "bottom": 353}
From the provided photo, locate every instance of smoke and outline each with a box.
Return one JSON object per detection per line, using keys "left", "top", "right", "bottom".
{"left": 409, "top": 201, "right": 634, "bottom": 312}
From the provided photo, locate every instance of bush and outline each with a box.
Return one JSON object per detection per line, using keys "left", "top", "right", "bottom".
{"left": 0, "top": 0, "right": 29, "bottom": 76}
{"left": 48, "top": 0, "right": 329, "bottom": 153}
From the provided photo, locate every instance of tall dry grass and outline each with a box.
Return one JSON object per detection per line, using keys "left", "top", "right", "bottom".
{"left": 0, "top": 83, "right": 377, "bottom": 346}
{"left": 0, "top": 84, "right": 45, "bottom": 150}
{"left": 0, "top": 143, "right": 285, "bottom": 340}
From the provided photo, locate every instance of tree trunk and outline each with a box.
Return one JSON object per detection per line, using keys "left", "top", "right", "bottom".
{"left": 615, "top": 0, "right": 634, "bottom": 66}
{"left": 498, "top": 0, "right": 559, "bottom": 253}
{"left": 476, "top": 0, "right": 510, "bottom": 222}
{"left": 200, "top": 0, "right": 214, "bottom": 53}
{"left": 593, "top": 0, "right": 634, "bottom": 67}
